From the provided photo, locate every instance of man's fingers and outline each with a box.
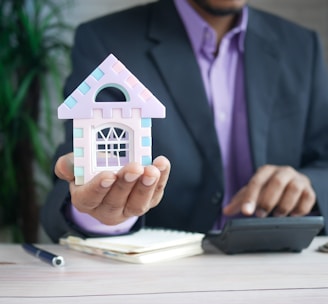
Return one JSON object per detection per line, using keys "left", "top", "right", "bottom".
{"left": 272, "top": 176, "right": 305, "bottom": 216}
{"left": 224, "top": 165, "right": 316, "bottom": 219}
{"left": 256, "top": 166, "right": 296, "bottom": 216}
{"left": 241, "top": 165, "right": 278, "bottom": 214}
{"left": 123, "top": 165, "right": 161, "bottom": 217}
{"left": 55, "top": 153, "right": 75, "bottom": 181}
{"left": 70, "top": 171, "right": 117, "bottom": 212}
{"left": 223, "top": 187, "right": 249, "bottom": 215}
{"left": 224, "top": 165, "right": 277, "bottom": 216}
{"left": 149, "top": 156, "right": 171, "bottom": 208}
{"left": 289, "top": 184, "right": 316, "bottom": 216}
{"left": 64, "top": 156, "right": 171, "bottom": 226}
{"left": 241, "top": 200, "right": 257, "bottom": 215}
{"left": 93, "top": 162, "right": 145, "bottom": 224}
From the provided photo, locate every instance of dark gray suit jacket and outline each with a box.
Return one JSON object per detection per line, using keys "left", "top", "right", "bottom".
{"left": 42, "top": 0, "right": 328, "bottom": 242}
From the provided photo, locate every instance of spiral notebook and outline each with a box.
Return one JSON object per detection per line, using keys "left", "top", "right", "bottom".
{"left": 60, "top": 228, "right": 205, "bottom": 264}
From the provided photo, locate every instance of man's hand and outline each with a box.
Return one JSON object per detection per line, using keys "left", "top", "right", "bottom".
{"left": 223, "top": 165, "right": 316, "bottom": 218}
{"left": 55, "top": 153, "right": 171, "bottom": 225}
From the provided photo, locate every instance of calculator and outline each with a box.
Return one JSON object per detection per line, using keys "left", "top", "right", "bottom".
{"left": 205, "top": 216, "right": 324, "bottom": 254}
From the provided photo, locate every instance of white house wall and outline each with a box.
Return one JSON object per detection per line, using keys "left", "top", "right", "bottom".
{"left": 73, "top": 108, "right": 152, "bottom": 185}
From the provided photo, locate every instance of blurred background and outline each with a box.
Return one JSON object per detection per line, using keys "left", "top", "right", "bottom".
{"left": 0, "top": 0, "right": 327, "bottom": 243}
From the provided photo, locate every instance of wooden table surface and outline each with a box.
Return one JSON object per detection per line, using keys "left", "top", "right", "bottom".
{"left": 1, "top": 237, "right": 328, "bottom": 303}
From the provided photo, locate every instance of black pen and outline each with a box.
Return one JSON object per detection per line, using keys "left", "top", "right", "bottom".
{"left": 22, "top": 243, "right": 65, "bottom": 268}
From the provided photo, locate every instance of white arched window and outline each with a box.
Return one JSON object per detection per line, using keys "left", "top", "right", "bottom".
{"left": 94, "top": 125, "right": 130, "bottom": 171}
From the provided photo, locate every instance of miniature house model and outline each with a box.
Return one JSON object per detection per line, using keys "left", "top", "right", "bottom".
{"left": 58, "top": 54, "right": 165, "bottom": 185}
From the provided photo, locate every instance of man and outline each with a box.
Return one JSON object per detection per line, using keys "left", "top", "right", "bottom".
{"left": 42, "top": 0, "right": 328, "bottom": 242}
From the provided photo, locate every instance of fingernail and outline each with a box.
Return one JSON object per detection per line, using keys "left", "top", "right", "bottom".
{"left": 256, "top": 208, "right": 267, "bottom": 218}
{"left": 142, "top": 176, "right": 157, "bottom": 186}
{"left": 124, "top": 173, "right": 140, "bottom": 183}
{"left": 273, "top": 211, "right": 284, "bottom": 217}
{"left": 243, "top": 201, "right": 255, "bottom": 214}
{"left": 100, "top": 178, "right": 115, "bottom": 188}
{"left": 156, "top": 164, "right": 167, "bottom": 172}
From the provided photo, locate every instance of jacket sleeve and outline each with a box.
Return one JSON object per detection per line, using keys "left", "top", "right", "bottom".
{"left": 299, "top": 32, "right": 328, "bottom": 234}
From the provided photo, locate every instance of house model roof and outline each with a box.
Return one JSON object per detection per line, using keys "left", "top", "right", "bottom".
{"left": 58, "top": 54, "right": 165, "bottom": 119}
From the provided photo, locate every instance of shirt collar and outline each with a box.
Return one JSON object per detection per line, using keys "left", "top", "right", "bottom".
{"left": 174, "top": 0, "right": 248, "bottom": 57}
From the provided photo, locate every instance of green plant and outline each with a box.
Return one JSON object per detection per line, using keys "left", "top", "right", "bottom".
{"left": 0, "top": 0, "right": 72, "bottom": 242}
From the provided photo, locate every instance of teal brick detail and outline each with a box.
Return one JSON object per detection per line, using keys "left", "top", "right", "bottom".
{"left": 108, "top": 83, "right": 130, "bottom": 101}
{"left": 141, "top": 136, "right": 151, "bottom": 147}
{"left": 64, "top": 96, "right": 77, "bottom": 109}
{"left": 78, "top": 82, "right": 90, "bottom": 94}
{"left": 74, "top": 166, "right": 84, "bottom": 177}
{"left": 142, "top": 156, "right": 152, "bottom": 166}
{"left": 73, "top": 128, "right": 83, "bottom": 138}
{"left": 92, "top": 68, "right": 104, "bottom": 80}
{"left": 74, "top": 147, "right": 84, "bottom": 157}
{"left": 141, "top": 118, "right": 151, "bottom": 128}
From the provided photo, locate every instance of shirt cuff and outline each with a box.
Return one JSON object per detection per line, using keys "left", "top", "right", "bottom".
{"left": 70, "top": 205, "right": 138, "bottom": 235}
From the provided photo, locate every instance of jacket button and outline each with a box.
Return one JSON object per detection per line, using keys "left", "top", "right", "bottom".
{"left": 211, "top": 192, "right": 222, "bottom": 205}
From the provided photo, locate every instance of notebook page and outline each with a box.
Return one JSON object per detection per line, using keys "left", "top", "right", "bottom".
{"left": 81, "top": 228, "right": 204, "bottom": 253}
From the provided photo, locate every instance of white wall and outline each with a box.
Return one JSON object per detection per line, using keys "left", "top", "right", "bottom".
{"left": 249, "top": 0, "right": 328, "bottom": 60}
{"left": 64, "top": 0, "right": 155, "bottom": 31}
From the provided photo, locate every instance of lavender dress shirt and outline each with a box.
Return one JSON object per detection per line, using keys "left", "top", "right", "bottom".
{"left": 175, "top": 0, "right": 253, "bottom": 228}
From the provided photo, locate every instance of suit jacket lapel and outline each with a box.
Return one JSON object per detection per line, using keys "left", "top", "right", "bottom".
{"left": 146, "top": 4, "right": 281, "bottom": 178}
{"left": 245, "top": 8, "right": 281, "bottom": 169}
{"left": 148, "top": 1, "right": 223, "bottom": 180}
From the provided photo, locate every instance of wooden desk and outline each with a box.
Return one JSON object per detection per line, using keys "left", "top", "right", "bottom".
{"left": 1, "top": 237, "right": 328, "bottom": 303}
